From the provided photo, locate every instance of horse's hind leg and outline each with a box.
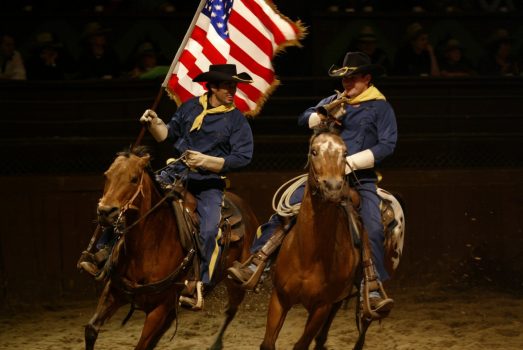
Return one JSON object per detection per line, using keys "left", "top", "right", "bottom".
{"left": 135, "top": 301, "right": 177, "bottom": 350}
{"left": 210, "top": 280, "right": 246, "bottom": 350}
{"left": 260, "top": 290, "right": 290, "bottom": 350}
{"left": 314, "top": 300, "right": 343, "bottom": 350}
{"left": 85, "top": 283, "right": 125, "bottom": 350}
{"left": 353, "top": 317, "right": 372, "bottom": 350}
{"left": 293, "top": 304, "right": 332, "bottom": 350}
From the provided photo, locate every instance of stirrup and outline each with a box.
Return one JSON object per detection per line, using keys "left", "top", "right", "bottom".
{"left": 360, "top": 279, "right": 393, "bottom": 320}
{"left": 179, "top": 281, "right": 204, "bottom": 311}
{"left": 228, "top": 255, "right": 267, "bottom": 292}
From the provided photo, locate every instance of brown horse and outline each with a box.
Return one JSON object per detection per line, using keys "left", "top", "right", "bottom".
{"left": 260, "top": 129, "right": 365, "bottom": 350}
{"left": 84, "top": 147, "right": 259, "bottom": 350}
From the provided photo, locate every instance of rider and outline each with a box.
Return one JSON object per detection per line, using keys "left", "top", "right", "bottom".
{"left": 227, "top": 52, "right": 398, "bottom": 316}
{"left": 79, "top": 64, "right": 254, "bottom": 309}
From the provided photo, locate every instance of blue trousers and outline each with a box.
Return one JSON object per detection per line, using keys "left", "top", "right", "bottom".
{"left": 156, "top": 169, "right": 225, "bottom": 286}
{"left": 250, "top": 179, "right": 389, "bottom": 281}
{"left": 188, "top": 181, "right": 224, "bottom": 287}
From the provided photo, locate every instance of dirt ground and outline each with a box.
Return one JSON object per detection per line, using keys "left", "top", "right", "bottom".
{"left": 1, "top": 280, "right": 522, "bottom": 350}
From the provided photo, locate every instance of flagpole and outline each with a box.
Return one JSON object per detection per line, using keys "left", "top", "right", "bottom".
{"left": 162, "top": 0, "right": 207, "bottom": 88}
{"left": 133, "top": 0, "right": 207, "bottom": 148}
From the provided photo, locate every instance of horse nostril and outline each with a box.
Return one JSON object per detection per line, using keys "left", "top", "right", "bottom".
{"left": 97, "top": 205, "right": 118, "bottom": 217}
{"left": 323, "top": 179, "right": 342, "bottom": 191}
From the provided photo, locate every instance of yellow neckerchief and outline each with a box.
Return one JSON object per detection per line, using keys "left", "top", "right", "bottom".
{"left": 190, "top": 94, "right": 235, "bottom": 132}
{"left": 348, "top": 85, "right": 386, "bottom": 105}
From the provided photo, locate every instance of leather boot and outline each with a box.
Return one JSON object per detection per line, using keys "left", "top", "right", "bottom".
{"left": 77, "top": 247, "right": 110, "bottom": 277}
{"left": 227, "top": 222, "right": 288, "bottom": 291}
{"left": 360, "top": 259, "right": 394, "bottom": 320}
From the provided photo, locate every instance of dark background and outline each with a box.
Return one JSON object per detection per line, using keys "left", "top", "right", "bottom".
{"left": 1, "top": 1, "right": 522, "bottom": 305}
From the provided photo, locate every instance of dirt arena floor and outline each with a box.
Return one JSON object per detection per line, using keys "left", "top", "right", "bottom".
{"left": 1, "top": 279, "right": 522, "bottom": 350}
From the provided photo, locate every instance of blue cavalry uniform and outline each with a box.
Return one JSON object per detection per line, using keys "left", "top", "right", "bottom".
{"left": 157, "top": 96, "right": 253, "bottom": 286}
{"left": 251, "top": 92, "right": 397, "bottom": 282}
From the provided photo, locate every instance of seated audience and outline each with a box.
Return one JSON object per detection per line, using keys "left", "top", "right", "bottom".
{"left": 0, "top": 33, "right": 27, "bottom": 80}
{"left": 393, "top": 22, "right": 440, "bottom": 76}
{"left": 346, "top": 25, "right": 392, "bottom": 74}
{"left": 479, "top": 28, "right": 520, "bottom": 76}
{"left": 126, "top": 41, "right": 169, "bottom": 79}
{"left": 77, "top": 22, "right": 121, "bottom": 79}
{"left": 26, "top": 32, "right": 76, "bottom": 80}
{"left": 438, "top": 38, "right": 477, "bottom": 77}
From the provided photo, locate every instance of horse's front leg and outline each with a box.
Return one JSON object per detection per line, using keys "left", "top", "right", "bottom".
{"left": 210, "top": 278, "right": 247, "bottom": 350}
{"left": 293, "top": 304, "right": 333, "bottom": 350}
{"left": 85, "top": 282, "right": 125, "bottom": 350}
{"left": 314, "top": 300, "right": 343, "bottom": 350}
{"left": 135, "top": 296, "right": 178, "bottom": 350}
{"left": 260, "top": 290, "right": 290, "bottom": 350}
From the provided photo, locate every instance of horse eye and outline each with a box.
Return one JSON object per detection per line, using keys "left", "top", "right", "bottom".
{"left": 311, "top": 150, "right": 318, "bottom": 156}
{"left": 130, "top": 176, "right": 139, "bottom": 184}
{"left": 343, "top": 151, "right": 348, "bottom": 157}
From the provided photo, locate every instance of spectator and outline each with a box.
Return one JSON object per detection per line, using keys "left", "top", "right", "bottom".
{"left": 26, "top": 32, "right": 76, "bottom": 80}
{"left": 438, "top": 38, "right": 477, "bottom": 77}
{"left": 479, "top": 28, "right": 520, "bottom": 76}
{"left": 126, "top": 41, "right": 169, "bottom": 79}
{"left": 477, "top": 0, "right": 516, "bottom": 12}
{"left": 347, "top": 25, "right": 392, "bottom": 74}
{"left": 77, "top": 22, "right": 121, "bottom": 79}
{"left": 393, "top": 22, "right": 440, "bottom": 76}
{"left": 0, "top": 33, "right": 27, "bottom": 80}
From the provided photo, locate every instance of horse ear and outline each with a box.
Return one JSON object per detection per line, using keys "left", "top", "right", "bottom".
{"left": 139, "top": 154, "right": 151, "bottom": 166}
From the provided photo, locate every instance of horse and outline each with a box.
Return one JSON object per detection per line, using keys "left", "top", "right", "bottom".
{"left": 84, "top": 147, "right": 259, "bottom": 350}
{"left": 260, "top": 127, "right": 385, "bottom": 350}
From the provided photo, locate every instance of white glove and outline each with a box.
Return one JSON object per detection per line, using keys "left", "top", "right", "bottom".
{"left": 185, "top": 150, "right": 225, "bottom": 173}
{"left": 345, "top": 149, "right": 375, "bottom": 174}
{"left": 140, "top": 109, "right": 168, "bottom": 142}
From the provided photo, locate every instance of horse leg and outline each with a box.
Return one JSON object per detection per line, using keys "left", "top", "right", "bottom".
{"left": 209, "top": 280, "right": 246, "bottom": 350}
{"left": 353, "top": 317, "right": 372, "bottom": 350}
{"left": 293, "top": 304, "right": 332, "bottom": 350}
{"left": 260, "top": 290, "right": 290, "bottom": 350}
{"left": 134, "top": 301, "right": 177, "bottom": 350}
{"left": 85, "top": 283, "right": 125, "bottom": 350}
{"left": 314, "top": 300, "right": 343, "bottom": 350}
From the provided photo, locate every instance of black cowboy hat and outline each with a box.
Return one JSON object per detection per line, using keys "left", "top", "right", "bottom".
{"left": 328, "top": 52, "right": 384, "bottom": 78}
{"left": 193, "top": 64, "right": 253, "bottom": 83}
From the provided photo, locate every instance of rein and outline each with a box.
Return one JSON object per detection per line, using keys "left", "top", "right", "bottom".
{"left": 114, "top": 157, "right": 188, "bottom": 235}
{"left": 105, "top": 157, "right": 194, "bottom": 296}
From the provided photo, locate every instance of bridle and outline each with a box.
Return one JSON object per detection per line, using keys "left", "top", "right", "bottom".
{"left": 307, "top": 132, "right": 348, "bottom": 200}
{"left": 112, "top": 164, "right": 177, "bottom": 236}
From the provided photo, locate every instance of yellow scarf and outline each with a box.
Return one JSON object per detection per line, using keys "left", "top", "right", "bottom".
{"left": 348, "top": 85, "right": 386, "bottom": 105}
{"left": 190, "top": 94, "right": 235, "bottom": 132}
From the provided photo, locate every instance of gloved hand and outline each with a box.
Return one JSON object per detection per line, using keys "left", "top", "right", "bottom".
{"left": 140, "top": 109, "right": 168, "bottom": 142}
{"left": 317, "top": 91, "right": 350, "bottom": 120}
{"left": 185, "top": 150, "right": 225, "bottom": 173}
{"left": 345, "top": 149, "right": 375, "bottom": 175}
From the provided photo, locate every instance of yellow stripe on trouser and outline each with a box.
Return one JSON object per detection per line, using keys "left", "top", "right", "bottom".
{"left": 208, "top": 227, "right": 222, "bottom": 280}
{"left": 256, "top": 225, "right": 262, "bottom": 239}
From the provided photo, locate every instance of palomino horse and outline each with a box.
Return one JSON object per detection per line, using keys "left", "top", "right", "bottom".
{"left": 260, "top": 128, "right": 365, "bottom": 350}
{"left": 84, "top": 147, "right": 258, "bottom": 350}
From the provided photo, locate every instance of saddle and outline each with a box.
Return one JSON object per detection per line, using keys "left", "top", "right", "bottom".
{"left": 168, "top": 182, "right": 246, "bottom": 253}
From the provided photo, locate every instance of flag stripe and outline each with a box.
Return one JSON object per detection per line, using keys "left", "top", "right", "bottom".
{"left": 239, "top": 0, "right": 286, "bottom": 45}
{"left": 165, "top": 0, "right": 304, "bottom": 116}
{"left": 229, "top": 11, "right": 273, "bottom": 57}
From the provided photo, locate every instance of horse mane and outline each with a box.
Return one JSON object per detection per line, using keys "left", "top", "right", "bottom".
{"left": 312, "top": 121, "right": 342, "bottom": 136}
{"left": 116, "top": 146, "right": 159, "bottom": 188}
{"left": 117, "top": 145, "right": 151, "bottom": 159}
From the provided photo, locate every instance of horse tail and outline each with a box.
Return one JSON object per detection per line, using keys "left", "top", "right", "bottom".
{"left": 121, "top": 303, "right": 136, "bottom": 326}
{"left": 391, "top": 191, "right": 407, "bottom": 218}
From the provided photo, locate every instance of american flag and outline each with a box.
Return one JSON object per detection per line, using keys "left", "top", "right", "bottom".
{"left": 163, "top": 0, "right": 305, "bottom": 116}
